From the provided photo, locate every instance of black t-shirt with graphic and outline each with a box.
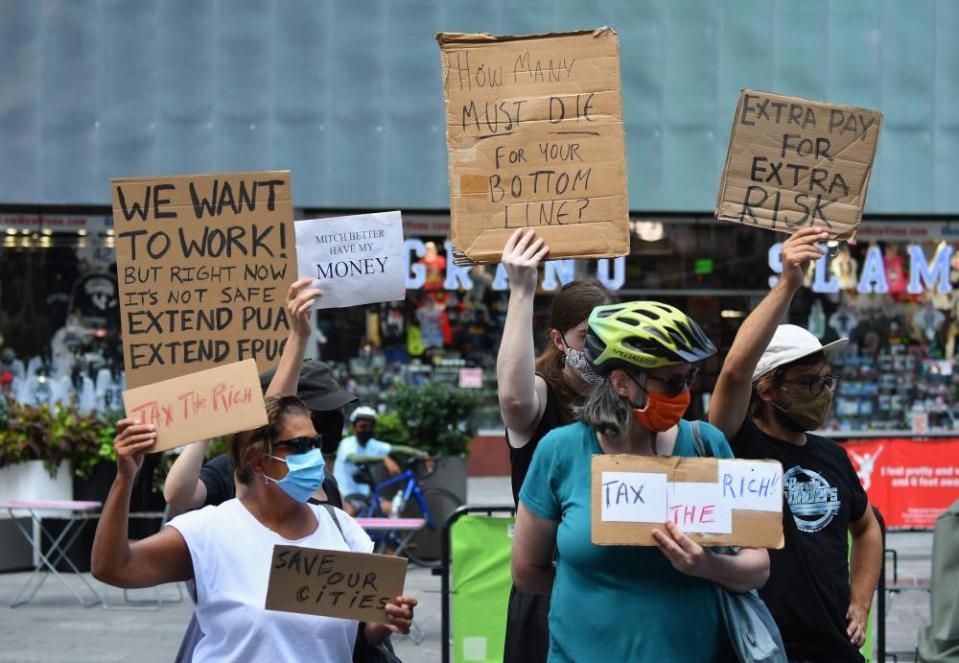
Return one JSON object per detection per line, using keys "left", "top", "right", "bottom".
{"left": 731, "top": 417, "right": 869, "bottom": 663}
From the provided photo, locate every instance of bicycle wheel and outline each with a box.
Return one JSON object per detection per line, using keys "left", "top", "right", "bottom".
{"left": 400, "top": 487, "right": 463, "bottom": 568}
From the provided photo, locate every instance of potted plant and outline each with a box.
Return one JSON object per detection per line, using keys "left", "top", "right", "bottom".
{"left": 0, "top": 400, "right": 78, "bottom": 501}
{"left": 0, "top": 398, "right": 123, "bottom": 570}
{"left": 380, "top": 383, "right": 481, "bottom": 559}
{"left": 383, "top": 381, "right": 481, "bottom": 463}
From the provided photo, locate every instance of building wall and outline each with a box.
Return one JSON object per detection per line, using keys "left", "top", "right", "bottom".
{"left": 1, "top": 0, "right": 957, "bottom": 213}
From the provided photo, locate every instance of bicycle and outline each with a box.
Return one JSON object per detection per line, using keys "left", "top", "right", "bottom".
{"left": 354, "top": 455, "right": 463, "bottom": 568}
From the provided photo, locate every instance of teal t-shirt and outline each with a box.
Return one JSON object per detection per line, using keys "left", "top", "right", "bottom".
{"left": 519, "top": 419, "right": 735, "bottom": 663}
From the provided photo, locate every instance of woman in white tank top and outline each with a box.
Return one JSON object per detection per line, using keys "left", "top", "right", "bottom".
{"left": 91, "top": 279, "right": 416, "bottom": 662}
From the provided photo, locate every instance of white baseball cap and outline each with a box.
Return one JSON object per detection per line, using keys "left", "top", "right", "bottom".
{"left": 350, "top": 406, "right": 378, "bottom": 423}
{"left": 752, "top": 324, "right": 848, "bottom": 381}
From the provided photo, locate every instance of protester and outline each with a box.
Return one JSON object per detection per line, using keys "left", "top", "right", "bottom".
{"left": 334, "top": 406, "right": 426, "bottom": 517}
{"left": 495, "top": 228, "right": 615, "bottom": 663}
{"left": 92, "top": 278, "right": 416, "bottom": 662}
{"left": 709, "top": 226, "right": 883, "bottom": 662}
{"left": 163, "top": 360, "right": 354, "bottom": 515}
{"left": 512, "top": 300, "right": 770, "bottom": 661}
{"left": 163, "top": 359, "right": 356, "bottom": 662}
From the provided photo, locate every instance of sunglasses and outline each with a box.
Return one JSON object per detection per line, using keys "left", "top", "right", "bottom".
{"left": 272, "top": 436, "right": 323, "bottom": 454}
{"left": 644, "top": 368, "right": 700, "bottom": 397}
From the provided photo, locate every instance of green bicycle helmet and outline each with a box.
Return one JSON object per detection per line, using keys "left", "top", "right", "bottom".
{"left": 585, "top": 301, "right": 717, "bottom": 372}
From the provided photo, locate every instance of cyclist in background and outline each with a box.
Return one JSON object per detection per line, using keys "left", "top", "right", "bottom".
{"left": 334, "top": 406, "right": 425, "bottom": 516}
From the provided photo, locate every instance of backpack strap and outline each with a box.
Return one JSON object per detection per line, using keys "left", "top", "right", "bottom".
{"left": 691, "top": 421, "right": 742, "bottom": 556}
{"left": 690, "top": 420, "right": 709, "bottom": 458}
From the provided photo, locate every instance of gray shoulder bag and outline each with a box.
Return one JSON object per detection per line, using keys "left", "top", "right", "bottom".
{"left": 689, "top": 421, "right": 788, "bottom": 663}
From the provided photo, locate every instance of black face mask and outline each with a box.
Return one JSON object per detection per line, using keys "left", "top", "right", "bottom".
{"left": 355, "top": 430, "right": 374, "bottom": 444}
{"left": 312, "top": 410, "right": 345, "bottom": 455}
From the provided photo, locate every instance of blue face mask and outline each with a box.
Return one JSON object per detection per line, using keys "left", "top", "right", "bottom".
{"left": 266, "top": 448, "right": 327, "bottom": 503}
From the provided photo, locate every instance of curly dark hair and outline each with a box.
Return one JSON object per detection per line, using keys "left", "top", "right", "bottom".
{"left": 231, "top": 395, "right": 311, "bottom": 485}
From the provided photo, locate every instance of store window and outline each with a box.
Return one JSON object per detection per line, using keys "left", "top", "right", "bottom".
{"left": 0, "top": 212, "right": 124, "bottom": 413}
{"left": 6, "top": 209, "right": 944, "bottom": 439}
{"left": 769, "top": 221, "right": 959, "bottom": 434}
{"left": 314, "top": 215, "right": 778, "bottom": 432}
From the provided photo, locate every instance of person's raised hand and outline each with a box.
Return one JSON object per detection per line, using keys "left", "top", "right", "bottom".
{"left": 113, "top": 418, "right": 156, "bottom": 480}
{"left": 780, "top": 226, "right": 829, "bottom": 290}
{"left": 500, "top": 229, "right": 549, "bottom": 295}
{"left": 286, "top": 277, "right": 323, "bottom": 337}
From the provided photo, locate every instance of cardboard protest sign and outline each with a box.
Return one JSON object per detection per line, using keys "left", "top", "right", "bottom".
{"left": 591, "top": 455, "right": 784, "bottom": 549}
{"left": 716, "top": 90, "right": 882, "bottom": 242}
{"left": 294, "top": 211, "right": 406, "bottom": 309}
{"left": 265, "top": 545, "right": 407, "bottom": 624}
{"left": 112, "top": 171, "right": 296, "bottom": 388}
{"left": 122, "top": 359, "right": 267, "bottom": 453}
{"left": 437, "top": 28, "right": 629, "bottom": 265}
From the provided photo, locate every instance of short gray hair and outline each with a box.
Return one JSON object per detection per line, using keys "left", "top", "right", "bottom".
{"left": 577, "top": 377, "right": 634, "bottom": 440}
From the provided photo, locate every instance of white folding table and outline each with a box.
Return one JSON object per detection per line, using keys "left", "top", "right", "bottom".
{"left": 1, "top": 499, "right": 102, "bottom": 607}
{"left": 354, "top": 517, "right": 426, "bottom": 558}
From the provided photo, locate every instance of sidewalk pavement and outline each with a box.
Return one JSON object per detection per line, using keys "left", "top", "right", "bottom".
{"left": 0, "top": 477, "right": 934, "bottom": 662}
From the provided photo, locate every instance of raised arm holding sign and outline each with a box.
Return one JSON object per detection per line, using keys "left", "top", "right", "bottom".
{"left": 93, "top": 277, "right": 416, "bottom": 661}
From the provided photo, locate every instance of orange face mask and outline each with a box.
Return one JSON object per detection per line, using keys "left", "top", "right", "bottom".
{"left": 632, "top": 390, "right": 691, "bottom": 433}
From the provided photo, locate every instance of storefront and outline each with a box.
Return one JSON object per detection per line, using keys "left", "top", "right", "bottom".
{"left": 2, "top": 210, "right": 957, "bottom": 527}
{"left": 302, "top": 213, "right": 788, "bottom": 434}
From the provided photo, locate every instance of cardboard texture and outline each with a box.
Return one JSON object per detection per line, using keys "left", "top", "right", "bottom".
{"left": 112, "top": 171, "right": 296, "bottom": 388}
{"left": 265, "top": 545, "right": 407, "bottom": 624}
{"left": 437, "top": 28, "right": 630, "bottom": 265}
{"left": 716, "top": 90, "right": 882, "bottom": 242}
{"left": 591, "top": 455, "right": 785, "bottom": 549}
{"left": 294, "top": 211, "right": 406, "bottom": 309}
{"left": 122, "top": 359, "right": 267, "bottom": 453}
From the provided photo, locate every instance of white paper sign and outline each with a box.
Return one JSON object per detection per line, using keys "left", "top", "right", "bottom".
{"left": 295, "top": 211, "right": 406, "bottom": 309}
{"left": 717, "top": 460, "right": 783, "bottom": 512}
{"left": 600, "top": 472, "right": 668, "bottom": 523}
{"left": 667, "top": 482, "right": 732, "bottom": 534}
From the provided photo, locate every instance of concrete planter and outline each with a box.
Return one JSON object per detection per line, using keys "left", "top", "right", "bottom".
{"left": 405, "top": 455, "right": 468, "bottom": 561}
{"left": 0, "top": 460, "right": 72, "bottom": 570}
{"left": 423, "top": 455, "right": 468, "bottom": 502}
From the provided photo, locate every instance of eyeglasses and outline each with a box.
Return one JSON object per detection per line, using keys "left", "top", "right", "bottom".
{"left": 645, "top": 368, "right": 700, "bottom": 397}
{"left": 272, "top": 436, "right": 322, "bottom": 454}
{"left": 779, "top": 374, "right": 840, "bottom": 396}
